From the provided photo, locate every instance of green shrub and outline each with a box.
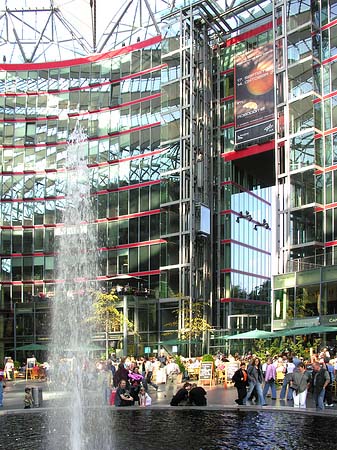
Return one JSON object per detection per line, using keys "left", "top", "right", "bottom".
{"left": 174, "top": 355, "right": 186, "bottom": 373}
{"left": 14, "top": 360, "right": 21, "bottom": 370}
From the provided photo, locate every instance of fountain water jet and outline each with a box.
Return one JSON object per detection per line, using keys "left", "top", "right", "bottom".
{"left": 48, "top": 125, "right": 112, "bottom": 449}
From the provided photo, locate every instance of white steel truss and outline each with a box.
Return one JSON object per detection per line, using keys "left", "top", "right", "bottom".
{"left": 0, "top": 0, "right": 169, "bottom": 63}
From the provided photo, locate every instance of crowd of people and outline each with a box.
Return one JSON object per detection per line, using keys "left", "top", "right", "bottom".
{"left": 1, "top": 346, "right": 337, "bottom": 411}
{"left": 106, "top": 354, "right": 184, "bottom": 407}
{"left": 230, "top": 347, "right": 335, "bottom": 410}
{"left": 76, "top": 347, "right": 337, "bottom": 410}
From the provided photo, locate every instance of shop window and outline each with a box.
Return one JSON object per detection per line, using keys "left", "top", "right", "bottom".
{"left": 295, "top": 286, "right": 320, "bottom": 317}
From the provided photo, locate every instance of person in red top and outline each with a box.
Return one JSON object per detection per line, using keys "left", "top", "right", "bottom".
{"left": 232, "top": 362, "right": 249, "bottom": 405}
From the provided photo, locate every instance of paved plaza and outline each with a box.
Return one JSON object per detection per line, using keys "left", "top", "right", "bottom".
{"left": 2, "top": 379, "right": 337, "bottom": 416}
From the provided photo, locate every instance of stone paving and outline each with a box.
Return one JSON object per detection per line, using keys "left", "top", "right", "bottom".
{"left": 2, "top": 378, "right": 337, "bottom": 416}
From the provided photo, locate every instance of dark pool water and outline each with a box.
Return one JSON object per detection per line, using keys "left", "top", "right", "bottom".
{"left": 1, "top": 409, "right": 337, "bottom": 450}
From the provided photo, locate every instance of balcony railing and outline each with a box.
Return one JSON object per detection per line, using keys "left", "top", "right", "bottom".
{"left": 287, "top": 255, "right": 324, "bottom": 273}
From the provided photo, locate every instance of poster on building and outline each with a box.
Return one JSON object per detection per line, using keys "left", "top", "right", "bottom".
{"left": 235, "top": 43, "right": 275, "bottom": 148}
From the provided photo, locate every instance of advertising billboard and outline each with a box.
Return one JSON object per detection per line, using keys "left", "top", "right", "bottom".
{"left": 235, "top": 43, "right": 275, "bottom": 148}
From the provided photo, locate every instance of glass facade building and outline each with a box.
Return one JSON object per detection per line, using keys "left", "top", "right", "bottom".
{"left": 272, "top": 0, "right": 337, "bottom": 339}
{"left": 2, "top": 0, "right": 337, "bottom": 359}
{"left": 0, "top": 37, "right": 166, "bottom": 358}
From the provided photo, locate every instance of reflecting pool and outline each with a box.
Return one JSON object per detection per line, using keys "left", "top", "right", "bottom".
{"left": 1, "top": 409, "right": 336, "bottom": 450}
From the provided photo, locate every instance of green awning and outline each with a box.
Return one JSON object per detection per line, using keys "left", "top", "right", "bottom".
{"left": 63, "top": 343, "right": 106, "bottom": 352}
{"left": 15, "top": 343, "right": 49, "bottom": 351}
{"left": 161, "top": 339, "right": 200, "bottom": 345}
{"left": 222, "top": 329, "right": 273, "bottom": 340}
{"left": 272, "top": 325, "right": 337, "bottom": 337}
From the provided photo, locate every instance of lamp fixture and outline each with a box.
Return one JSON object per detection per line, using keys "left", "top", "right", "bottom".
{"left": 253, "top": 219, "right": 270, "bottom": 231}
{"left": 236, "top": 211, "right": 270, "bottom": 230}
{"left": 236, "top": 210, "right": 252, "bottom": 222}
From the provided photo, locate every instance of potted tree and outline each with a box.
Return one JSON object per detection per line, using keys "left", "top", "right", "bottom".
{"left": 174, "top": 355, "right": 186, "bottom": 384}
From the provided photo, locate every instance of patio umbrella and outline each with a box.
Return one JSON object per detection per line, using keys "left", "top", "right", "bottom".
{"left": 15, "top": 343, "right": 49, "bottom": 351}
{"left": 161, "top": 338, "right": 200, "bottom": 345}
{"left": 223, "top": 329, "right": 274, "bottom": 340}
{"left": 63, "top": 343, "right": 106, "bottom": 352}
{"left": 272, "top": 325, "right": 337, "bottom": 337}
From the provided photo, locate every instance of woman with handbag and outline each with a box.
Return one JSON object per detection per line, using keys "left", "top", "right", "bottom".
{"left": 263, "top": 358, "right": 277, "bottom": 401}
{"left": 289, "top": 362, "right": 311, "bottom": 408}
{"left": 243, "top": 357, "right": 266, "bottom": 406}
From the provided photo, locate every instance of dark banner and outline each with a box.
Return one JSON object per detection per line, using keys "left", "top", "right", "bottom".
{"left": 235, "top": 43, "right": 274, "bottom": 147}
{"left": 236, "top": 119, "right": 275, "bottom": 146}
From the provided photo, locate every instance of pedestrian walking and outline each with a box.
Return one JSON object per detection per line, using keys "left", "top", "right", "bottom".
{"left": 243, "top": 357, "right": 265, "bottom": 406}
{"left": 289, "top": 362, "right": 311, "bottom": 408}
{"left": 263, "top": 358, "right": 277, "bottom": 401}
{"left": 311, "top": 362, "right": 330, "bottom": 410}
{"left": 232, "top": 362, "right": 248, "bottom": 405}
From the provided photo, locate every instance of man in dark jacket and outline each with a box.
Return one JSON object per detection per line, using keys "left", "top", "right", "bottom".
{"left": 170, "top": 382, "right": 191, "bottom": 406}
{"left": 113, "top": 363, "right": 129, "bottom": 388}
{"left": 311, "top": 362, "right": 330, "bottom": 410}
{"left": 232, "top": 362, "right": 249, "bottom": 405}
{"left": 188, "top": 384, "right": 207, "bottom": 406}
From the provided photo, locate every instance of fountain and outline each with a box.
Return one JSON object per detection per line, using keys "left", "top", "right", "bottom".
{"left": 2, "top": 407, "right": 337, "bottom": 450}
{"left": 47, "top": 125, "right": 112, "bottom": 449}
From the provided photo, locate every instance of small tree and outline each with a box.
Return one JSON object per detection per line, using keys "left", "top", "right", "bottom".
{"left": 89, "top": 290, "right": 134, "bottom": 358}
{"left": 89, "top": 291, "right": 133, "bottom": 358}
{"left": 164, "top": 296, "right": 211, "bottom": 357}
{"left": 91, "top": 290, "right": 127, "bottom": 332}
{"left": 178, "top": 297, "right": 211, "bottom": 341}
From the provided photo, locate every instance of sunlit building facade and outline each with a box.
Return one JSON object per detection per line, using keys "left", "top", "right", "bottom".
{"left": 2, "top": 0, "right": 337, "bottom": 359}
{"left": 0, "top": 37, "right": 165, "bottom": 358}
{"left": 272, "top": 0, "right": 337, "bottom": 339}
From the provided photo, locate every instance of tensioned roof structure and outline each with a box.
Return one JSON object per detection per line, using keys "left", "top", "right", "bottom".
{"left": 0, "top": 0, "right": 169, "bottom": 63}
{"left": 0, "top": 0, "right": 272, "bottom": 64}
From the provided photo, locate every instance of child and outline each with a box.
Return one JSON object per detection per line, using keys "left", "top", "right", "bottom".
{"left": 24, "top": 387, "right": 34, "bottom": 409}
{"left": 138, "top": 387, "right": 151, "bottom": 406}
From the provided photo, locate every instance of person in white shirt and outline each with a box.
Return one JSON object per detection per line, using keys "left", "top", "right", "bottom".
{"left": 4, "top": 358, "right": 14, "bottom": 380}
{"left": 166, "top": 359, "right": 180, "bottom": 384}
{"left": 189, "top": 358, "right": 200, "bottom": 369}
